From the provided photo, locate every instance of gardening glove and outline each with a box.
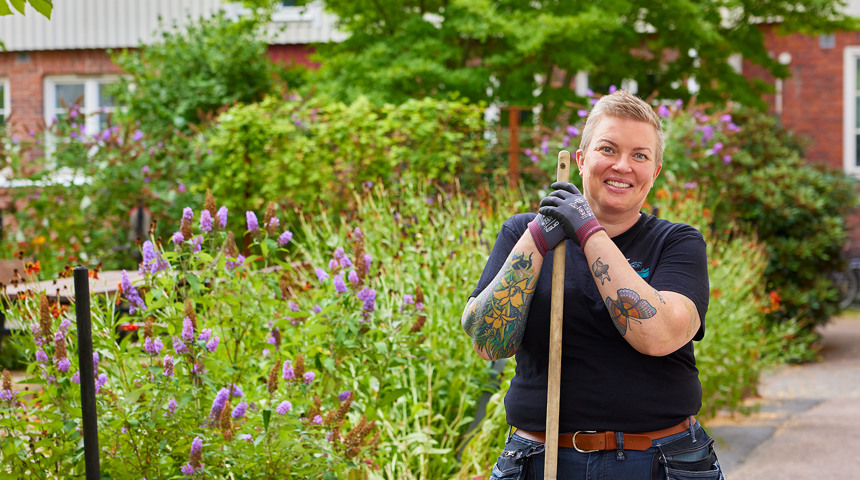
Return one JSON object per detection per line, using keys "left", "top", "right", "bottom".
{"left": 536, "top": 182, "right": 605, "bottom": 250}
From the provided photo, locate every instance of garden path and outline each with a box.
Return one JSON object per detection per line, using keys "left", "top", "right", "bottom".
{"left": 708, "top": 313, "right": 860, "bottom": 478}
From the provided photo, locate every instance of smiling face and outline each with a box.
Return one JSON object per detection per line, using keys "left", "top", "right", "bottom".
{"left": 575, "top": 115, "right": 661, "bottom": 225}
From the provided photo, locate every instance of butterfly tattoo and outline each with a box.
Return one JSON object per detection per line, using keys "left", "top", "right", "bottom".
{"left": 605, "top": 288, "right": 657, "bottom": 336}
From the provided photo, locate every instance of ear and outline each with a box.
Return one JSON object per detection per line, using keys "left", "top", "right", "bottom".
{"left": 575, "top": 149, "right": 585, "bottom": 175}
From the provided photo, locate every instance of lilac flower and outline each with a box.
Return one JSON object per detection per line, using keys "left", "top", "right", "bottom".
{"left": 289, "top": 301, "right": 300, "bottom": 312}
{"left": 711, "top": 142, "right": 723, "bottom": 155}
{"left": 353, "top": 227, "right": 364, "bottom": 240}
{"left": 171, "top": 232, "right": 185, "bottom": 245}
{"left": 58, "top": 318, "right": 71, "bottom": 334}
{"left": 142, "top": 165, "right": 150, "bottom": 175}
{"left": 71, "top": 371, "right": 80, "bottom": 384}
{"left": 402, "top": 294, "right": 415, "bottom": 309}
{"left": 364, "top": 253, "right": 372, "bottom": 270}
{"left": 206, "top": 336, "right": 219, "bottom": 353}
{"left": 200, "top": 210, "right": 213, "bottom": 233}
{"left": 282, "top": 361, "right": 295, "bottom": 381}
{"left": 313, "top": 304, "right": 323, "bottom": 314}
{"left": 139, "top": 241, "right": 169, "bottom": 276}
{"left": 178, "top": 184, "right": 186, "bottom": 193}
{"left": 357, "top": 287, "right": 377, "bottom": 313}
{"left": 163, "top": 355, "right": 175, "bottom": 377}
{"left": 165, "top": 398, "right": 178, "bottom": 416}
{"left": 562, "top": 135, "right": 571, "bottom": 148}
{"left": 216, "top": 207, "right": 228, "bottom": 229}
{"left": 230, "top": 384, "right": 244, "bottom": 398}
{"left": 96, "top": 373, "right": 107, "bottom": 391}
{"left": 728, "top": 122, "right": 740, "bottom": 132}
{"left": 683, "top": 182, "right": 698, "bottom": 189}
{"left": 182, "top": 207, "right": 193, "bottom": 223}
{"left": 241, "top": 434, "right": 253, "bottom": 442}
{"left": 278, "top": 231, "right": 293, "bottom": 247}
{"left": 339, "top": 255, "right": 353, "bottom": 269}
{"left": 348, "top": 270, "right": 359, "bottom": 285}
{"left": 210, "top": 387, "right": 230, "bottom": 419}
{"left": 276, "top": 400, "right": 292, "bottom": 415}
{"left": 132, "top": 129, "right": 144, "bottom": 141}
{"left": 312, "top": 415, "right": 323, "bottom": 425}
{"left": 231, "top": 401, "right": 248, "bottom": 419}
{"left": 338, "top": 390, "right": 352, "bottom": 402}
{"left": 36, "top": 350, "right": 48, "bottom": 363}
{"left": 328, "top": 258, "right": 339, "bottom": 271}
{"left": 173, "top": 337, "right": 188, "bottom": 355}
{"left": 577, "top": 109, "right": 588, "bottom": 117}
{"left": 609, "top": 85, "right": 617, "bottom": 93}
{"left": 191, "top": 236, "right": 203, "bottom": 253}
{"left": 226, "top": 254, "right": 245, "bottom": 270}
{"left": 566, "top": 125, "right": 580, "bottom": 137}
{"left": 191, "top": 436, "right": 202, "bottom": 456}
{"left": 0, "top": 388, "right": 15, "bottom": 401}
{"left": 334, "top": 275, "right": 348, "bottom": 294}
{"left": 268, "top": 217, "right": 280, "bottom": 230}
{"left": 198, "top": 328, "right": 212, "bottom": 343}
{"left": 246, "top": 211, "right": 259, "bottom": 232}
{"left": 719, "top": 114, "right": 732, "bottom": 123}
{"left": 180, "top": 464, "right": 195, "bottom": 476}
{"left": 658, "top": 104, "right": 670, "bottom": 118}
{"left": 182, "top": 317, "right": 194, "bottom": 342}
{"left": 57, "top": 358, "right": 71, "bottom": 373}
{"left": 303, "top": 371, "right": 315, "bottom": 384}
{"left": 120, "top": 270, "right": 146, "bottom": 316}
{"left": 93, "top": 352, "right": 100, "bottom": 372}
{"left": 700, "top": 125, "right": 714, "bottom": 143}
{"left": 541, "top": 139, "right": 549, "bottom": 155}
{"left": 675, "top": 99, "right": 684, "bottom": 108}
{"left": 723, "top": 155, "right": 732, "bottom": 165}
{"left": 144, "top": 337, "right": 163, "bottom": 356}
{"left": 315, "top": 268, "right": 329, "bottom": 282}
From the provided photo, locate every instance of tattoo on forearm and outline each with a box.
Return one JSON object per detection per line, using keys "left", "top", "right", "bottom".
{"left": 653, "top": 289, "right": 666, "bottom": 305}
{"left": 605, "top": 288, "right": 657, "bottom": 336}
{"left": 591, "top": 257, "right": 611, "bottom": 285}
{"left": 683, "top": 298, "right": 697, "bottom": 337}
{"left": 463, "top": 252, "right": 537, "bottom": 358}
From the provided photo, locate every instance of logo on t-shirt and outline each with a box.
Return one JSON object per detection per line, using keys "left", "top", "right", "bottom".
{"left": 629, "top": 260, "right": 650, "bottom": 278}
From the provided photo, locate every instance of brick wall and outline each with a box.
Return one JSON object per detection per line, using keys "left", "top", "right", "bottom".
{"left": 0, "top": 49, "right": 124, "bottom": 137}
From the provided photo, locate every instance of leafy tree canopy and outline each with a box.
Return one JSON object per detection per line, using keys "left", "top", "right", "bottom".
{"left": 289, "top": 0, "right": 858, "bottom": 114}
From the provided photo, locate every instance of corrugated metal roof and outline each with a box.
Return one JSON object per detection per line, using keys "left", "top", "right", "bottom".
{"left": 0, "top": 0, "right": 344, "bottom": 51}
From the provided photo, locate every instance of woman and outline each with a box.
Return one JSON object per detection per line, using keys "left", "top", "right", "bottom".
{"left": 461, "top": 90, "right": 724, "bottom": 479}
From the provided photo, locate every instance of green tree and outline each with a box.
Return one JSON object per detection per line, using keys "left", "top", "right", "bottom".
{"left": 302, "top": 0, "right": 858, "bottom": 115}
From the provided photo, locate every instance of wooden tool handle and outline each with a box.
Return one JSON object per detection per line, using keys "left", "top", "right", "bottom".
{"left": 544, "top": 150, "right": 570, "bottom": 479}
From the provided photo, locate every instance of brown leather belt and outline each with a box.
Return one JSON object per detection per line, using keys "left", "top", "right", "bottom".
{"left": 514, "top": 417, "right": 696, "bottom": 453}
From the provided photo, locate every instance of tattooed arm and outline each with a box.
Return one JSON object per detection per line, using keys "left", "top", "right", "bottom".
{"left": 461, "top": 231, "right": 544, "bottom": 361}
{"left": 584, "top": 232, "right": 701, "bottom": 356}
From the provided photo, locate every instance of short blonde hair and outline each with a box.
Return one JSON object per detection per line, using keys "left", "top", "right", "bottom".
{"left": 579, "top": 90, "right": 664, "bottom": 166}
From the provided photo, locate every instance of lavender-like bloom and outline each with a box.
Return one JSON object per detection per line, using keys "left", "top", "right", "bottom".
{"left": 303, "top": 371, "right": 315, "bottom": 384}
{"left": 182, "top": 207, "right": 193, "bottom": 223}
{"left": 353, "top": 227, "right": 364, "bottom": 239}
{"left": 312, "top": 304, "right": 322, "bottom": 314}
{"left": 182, "top": 317, "right": 194, "bottom": 342}
{"left": 315, "top": 267, "right": 329, "bottom": 282}
{"left": 93, "top": 352, "right": 99, "bottom": 372}
{"left": 338, "top": 390, "right": 352, "bottom": 402}
{"left": 711, "top": 142, "right": 724, "bottom": 155}
{"left": 36, "top": 350, "right": 48, "bottom": 363}
{"left": 282, "top": 361, "right": 294, "bottom": 381}
{"left": 206, "top": 336, "right": 219, "bottom": 353}
{"left": 210, "top": 387, "right": 230, "bottom": 419}
{"left": 658, "top": 104, "right": 671, "bottom": 118}
{"left": 0, "top": 388, "right": 14, "bottom": 401}
{"left": 180, "top": 464, "right": 195, "bottom": 476}
{"left": 246, "top": 211, "right": 259, "bottom": 232}
{"left": 216, "top": 206, "right": 228, "bottom": 229}
{"left": 333, "top": 274, "right": 347, "bottom": 294}
{"left": 364, "top": 253, "right": 372, "bottom": 271}
{"left": 231, "top": 401, "right": 248, "bottom": 419}
{"left": 328, "top": 258, "right": 339, "bottom": 271}
{"left": 288, "top": 301, "right": 300, "bottom": 312}
{"left": 312, "top": 414, "right": 323, "bottom": 425}
{"left": 268, "top": 217, "right": 280, "bottom": 230}
{"left": 121, "top": 270, "right": 147, "bottom": 314}
{"left": 141, "top": 241, "right": 169, "bottom": 275}
{"left": 278, "top": 230, "right": 293, "bottom": 247}
{"left": 58, "top": 318, "right": 71, "bottom": 335}
{"left": 275, "top": 400, "right": 292, "bottom": 415}
{"left": 403, "top": 294, "right": 414, "bottom": 307}
{"left": 339, "top": 255, "right": 353, "bottom": 269}
{"left": 144, "top": 337, "right": 163, "bottom": 356}
{"left": 241, "top": 434, "right": 253, "bottom": 442}
{"left": 57, "top": 358, "right": 71, "bottom": 373}
{"left": 163, "top": 355, "right": 175, "bottom": 377}
{"left": 226, "top": 254, "right": 245, "bottom": 270}
{"left": 333, "top": 247, "right": 346, "bottom": 260}
{"left": 132, "top": 129, "right": 144, "bottom": 141}
{"left": 230, "top": 384, "right": 244, "bottom": 398}
{"left": 191, "top": 236, "right": 203, "bottom": 253}
{"left": 96, "top": 373, "right": 107, "bottom": 392}
{"left": 357, "top": 287, "right": 377, "bottom": 313}
{"left": 166, "top": 398, "right": 178, "bottom": 416}
{"left": 723, "top": 155, "right": 732, "bottom": 165}
{"left": 71, "top": 371, "right": 81, "bottom": 384}
{"left": 200, "top": 210, "right": 213, "bottom": 233}
{"left": 348, "top": 270, "right": 359, "bottom": 285}
{"left": 171, "top": 232, "right": 185, "bottom": 245}
{"left": 577, "top": 109, "right": 588, "bottom": 117}
{"left": 198, "top": 328, "right": 212, "bottom": 343}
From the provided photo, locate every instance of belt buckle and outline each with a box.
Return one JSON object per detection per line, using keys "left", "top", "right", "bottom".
{"left": 572, "top": 430, "right": 599, "bottom": 453}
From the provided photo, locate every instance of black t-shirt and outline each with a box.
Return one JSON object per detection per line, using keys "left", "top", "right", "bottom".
{"left": 470, "top": 212, "right": 709, "bottom": 433}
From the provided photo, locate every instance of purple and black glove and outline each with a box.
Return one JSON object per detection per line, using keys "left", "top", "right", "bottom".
{"left": 528, "top": 182, "right": 605, "bottom": 255}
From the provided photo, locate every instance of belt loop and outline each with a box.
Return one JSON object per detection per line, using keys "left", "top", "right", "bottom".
{"left": 615, "top": 431, "right": 626, "bottom": 461}
{"left": 688, "top": 416, "right": 696, "bottom": 443}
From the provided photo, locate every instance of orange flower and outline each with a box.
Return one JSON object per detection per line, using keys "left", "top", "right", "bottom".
{"left": 710, "top": 288, "right": 722, "bottom": 300}
{"left": 25, "top": 260, "right": 41, "bottom": 275}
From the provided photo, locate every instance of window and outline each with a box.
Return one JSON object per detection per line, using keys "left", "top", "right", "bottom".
{"left": 44, "top": 76, "right": 119, "bottom": 136}
{"left": 843, "top": 48, "right": 860, "bottom": 176}
{"left": 0, "top": 79, "right": 9, "bottom": 126}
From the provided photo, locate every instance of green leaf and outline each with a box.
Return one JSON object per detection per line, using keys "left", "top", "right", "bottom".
{"left": 63, "top": 420, "right": 77, "bottom": 433}
{"left": 0, "top": 2, "right": 13, "bottom": 16}
{"left": 122, "top": 384, "right": 155, "bottom": 406}
{"left": 29, "top": 0, "right": 51, "bottom": 18}
{"left": 262, "top": 409, "right": 271, "bottom": 431}
{"left": 186, "top": 272, "right": 201, "bottom": 293}
{"left": 8, "top": 0, "right": 24, "bottom": 15}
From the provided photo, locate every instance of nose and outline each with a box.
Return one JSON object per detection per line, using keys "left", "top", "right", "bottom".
{"left": 611, "top": 155, "right": 633, "bottom": 172}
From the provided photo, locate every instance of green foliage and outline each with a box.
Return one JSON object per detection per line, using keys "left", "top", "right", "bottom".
{"left": 0, "top": 179, "right": 524, "bottom": 479}
{"left": 0, "top": 0, "right": 52, "bottom": 18}
{"left": 196, "top": 93, "right": 487, "bottom": 226}
{"left": 307, "top": 0, "right": 859, "bottom": 116}
{"left": 110, "top": 11, "right": 282, "bottom": 138}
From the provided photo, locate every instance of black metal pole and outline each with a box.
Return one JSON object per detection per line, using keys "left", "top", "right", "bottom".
{"left": 74, "top": 266, "right": 100, "bottom": 480}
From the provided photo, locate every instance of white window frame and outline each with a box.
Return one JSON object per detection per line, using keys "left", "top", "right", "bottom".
{"left": 843, "top": 47, "right": 860, "bottom": 176}
{"left": 271, "top": 1, "right": 319, "bottom": 23}
{"left": 44, "top": 75, "right": 121, "bottom": 136}
{"left": 0, "top": 78, "right": 9, "bottom": 125}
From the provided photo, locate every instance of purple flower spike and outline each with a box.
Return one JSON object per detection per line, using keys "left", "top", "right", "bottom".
{"left": 231, "top": 401, "right": 248, "bottom": 419}
{"left": 658, "top": 104, "right": 670, "bottom": 118}
{"left": 200, "top": 210, "right": 213, "bottom": 233}
{"left": 57, "top": 358, "right": 71, "bottom": 373}
{"left": 315, "top": 267, "right": 329, "bottom": 282}
{"left": 172, "top": 232, "right": 185, "bottom": 245}
{"left": 210, "top": 387, "right": 230, "bottom": 419}
{"left": 276, "top": 400, "right": 292, "bottom": 415}
{"left": 246, "top": 211, "right": 259, "bottom": 232}
{"left": 182, "top": 207, "right": 193, "bottom": 223}
{"left": 216, "top": 207, "right": 228, "bottom": 229}
{"left": 303, "top": 371, "right": 315, "bottom": 384}
{"left": 166, "top": 398, "right": 178, "bottom": 415}
{"left": 334, "top": 274, "right": 347, "bottom": 294}
{"left": 198, "top": 328, "right": 212, "bottom": 343}
{"left": 338, "top": 390, "right": 352, "bottom": 402}
{"left": 206, "top": 336, "right": 219, "bottom": 353}
{"left": 180, "top": 464, "right": 195, "bottom": 476}
{"left": 312, "top": 414, "right": 323, "bottom": 425}
{"left": 577, "top": 109, "right": 588, "bottom": 118}
{"left": 144, "top": 337, "right": 163, "bottom": 356}
{"left": 163, "top": 354, "right": 175, "bottom": 377}
{"left": 36, "top": 350, "right": 48, "bottom": 363}
{"left": 348, "top": 270, "right": 359, "bottom": 285}
{"left": 282, "top": 361, "right": 295, "bottom": 381}
{"left": 278, "top": 231, "right": 293, "bottom": 247}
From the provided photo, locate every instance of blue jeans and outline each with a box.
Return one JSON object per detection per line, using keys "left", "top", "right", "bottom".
{"left": 489, "top": 421, "right": 725, "bottom": 480}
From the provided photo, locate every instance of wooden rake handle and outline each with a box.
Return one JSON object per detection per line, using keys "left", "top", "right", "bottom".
{"left": 544, "top": 150, "right": 570, "bottom": 479}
